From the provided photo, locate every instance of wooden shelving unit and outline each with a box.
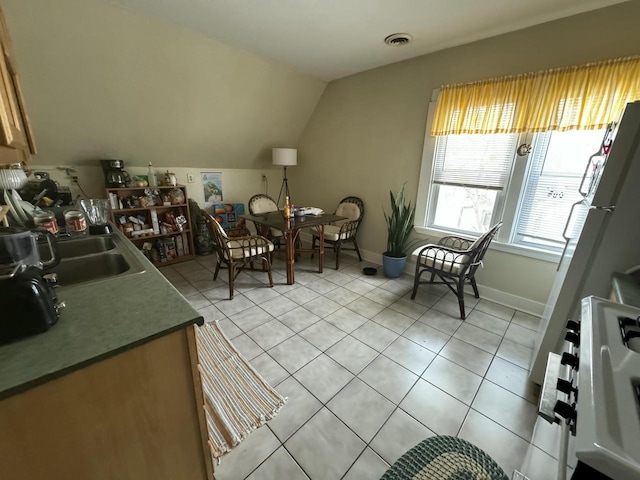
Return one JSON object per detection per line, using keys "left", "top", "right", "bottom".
{"left": 106, "top": 185, "right": 195, "bottom": 267}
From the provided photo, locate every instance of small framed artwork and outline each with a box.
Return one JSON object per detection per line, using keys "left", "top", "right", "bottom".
{"left": 202, "top": 172, "right": 223, "bottom": 208}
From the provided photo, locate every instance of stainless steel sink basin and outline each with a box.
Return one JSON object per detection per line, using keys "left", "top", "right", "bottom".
{"left": 39, "top": 235, "right": 116, "bottom": 259}
{"left": 48, "top": 253, "right": 131, "bottom": 286}
{"left": 37, "top": 231, "right": 146, "bottom": 287}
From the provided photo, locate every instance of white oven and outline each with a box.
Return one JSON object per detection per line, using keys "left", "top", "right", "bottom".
{"left": 538, "top": 296, "right": 640, "bottom": 480}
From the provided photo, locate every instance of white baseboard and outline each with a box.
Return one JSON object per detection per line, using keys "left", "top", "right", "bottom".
{"left": 350, "top": 245, "right": 545, "bottom": 317}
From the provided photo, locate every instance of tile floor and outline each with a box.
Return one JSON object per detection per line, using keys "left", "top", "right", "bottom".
{"left": 161, "top": 251, "right": 575, "bottom": 480}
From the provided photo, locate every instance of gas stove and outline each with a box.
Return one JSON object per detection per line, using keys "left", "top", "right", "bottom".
{"left": 539, "top": 296, "right": 640, "bottom": 480}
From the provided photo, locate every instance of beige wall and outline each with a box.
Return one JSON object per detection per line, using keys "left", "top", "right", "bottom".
{"left": 6, "top": 0, "right": 640, "bottom": 311}
{"left": 2, "top": 0, "right": 326, "bottom": 169}
{"left": 27, "top": 164, "right": 283, "bottom": 221}
{"left": 294, "top": 1, "right": 640, "bottom": 310}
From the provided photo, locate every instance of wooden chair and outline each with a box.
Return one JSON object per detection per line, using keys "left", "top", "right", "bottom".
{"left": 204, "top": 212, "right": 274, "bottom": 300}
{"left": 410, "top": 223, "right": 502, "bottom": 319}
{"left": 248, "top": 193, "right": 284, "bottom": 247}
{"left": 311, "top": 196, "right": 364, "bottom": 269}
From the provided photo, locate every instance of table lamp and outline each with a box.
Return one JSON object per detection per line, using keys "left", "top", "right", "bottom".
{"left": 273, "top": 147, "right": 297, "bottom": 206}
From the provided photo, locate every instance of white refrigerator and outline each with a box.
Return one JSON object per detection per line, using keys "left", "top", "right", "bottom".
{"left": 529, "top": 100, "right": 640, "bottom": 384}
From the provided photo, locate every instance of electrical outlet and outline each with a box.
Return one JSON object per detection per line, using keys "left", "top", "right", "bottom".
{"left": 261, "top": 173, "right": 267, "bottom": 182}
{"left": 187, "top": 173, "right": 195, "bottom": 183}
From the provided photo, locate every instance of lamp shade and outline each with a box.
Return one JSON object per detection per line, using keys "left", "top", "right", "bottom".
{"left": 272, "top": 148, "right": 297, "bottom": 166}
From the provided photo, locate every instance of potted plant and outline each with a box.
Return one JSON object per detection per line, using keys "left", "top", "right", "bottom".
{"left": 383, "top": 184, "right": 416, "bottom": 278}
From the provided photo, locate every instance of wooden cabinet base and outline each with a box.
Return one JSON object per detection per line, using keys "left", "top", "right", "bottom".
{"left": 0, "top": 328, "right": 212, "bottom": 480}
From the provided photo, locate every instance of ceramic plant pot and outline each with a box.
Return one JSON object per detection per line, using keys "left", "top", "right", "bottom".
{"left": 382, "top": 252, "right": 407, "bottom": 278}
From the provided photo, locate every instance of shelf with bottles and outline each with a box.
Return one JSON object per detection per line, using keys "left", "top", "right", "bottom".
{"left": 106, "top": 184, "right": 195, "bottom": 267}
{"left": 111, "top": 204, "right": 188, "bottom": 214}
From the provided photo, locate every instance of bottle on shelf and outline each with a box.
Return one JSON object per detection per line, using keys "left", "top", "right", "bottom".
{"left": 283, "top": 196, "right": 290, "bottom": 218}
{"left": 148, "top": 162, "right": 158, "bottom": 187}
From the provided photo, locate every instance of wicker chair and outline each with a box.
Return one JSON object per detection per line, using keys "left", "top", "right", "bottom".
{"left": 411, "top": 223, "right": 502, "bottom": 319}
{"left": 204, "top": 212, "right": 274, "bottom": 300}
{"left": 248, "top": 193, "right": 284, "bottom": 247}
{"left": 311, "top": 196, "right": 364, "bottom": 269}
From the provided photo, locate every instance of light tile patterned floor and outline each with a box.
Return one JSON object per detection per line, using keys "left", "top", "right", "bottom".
{"left": 161, "top": 252, "right": 574, "bottom": 480}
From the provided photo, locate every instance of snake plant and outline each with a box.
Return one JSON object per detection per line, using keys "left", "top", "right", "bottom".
{"left": 384, "top": 184, "right": 416, "bottom": 258}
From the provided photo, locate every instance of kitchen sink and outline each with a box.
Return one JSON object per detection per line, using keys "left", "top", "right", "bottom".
{"left": 38, "top": 235, "right": 116, "bottom": 260}
{"left": 47, "top": 253, "right": 131, "bottom": 286}
{"left": 37, "top": 232, "right": 146, "bottom": 287}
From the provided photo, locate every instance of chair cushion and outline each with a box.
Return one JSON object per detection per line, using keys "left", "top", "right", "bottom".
{"left": 251, "top": 197, "right": 278, "bottom": 214}
{"left": 335, "top": 202, "right": 360, "bottom": 226}
{"left": 319, "top": 224, "right": 352, "bottom": 241}
{"left": 411, "top": 245, "right": 470, "bottom": 275}
{"left": 225, "top": 240, "right": 275, "bottom": 260}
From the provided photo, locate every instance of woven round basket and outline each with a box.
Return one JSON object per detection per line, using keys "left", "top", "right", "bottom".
{"left": 380, "top": 436, "right": 509, "bottom": 480}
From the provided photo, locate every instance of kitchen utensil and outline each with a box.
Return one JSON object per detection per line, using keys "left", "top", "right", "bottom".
{"left": 0, "top": 226, "right": 59, "bottom": 269}
{"left": 4, "top": 189, "right": 23, "bottom": 226}
{"left": 79, "top": 199, "right": 112, "bottom": 235}
{"left": 11, "top": 190, "right": 30, "bottom": 223}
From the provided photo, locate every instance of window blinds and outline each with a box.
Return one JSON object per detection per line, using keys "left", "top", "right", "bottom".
{"left": 432, "top": 132, "right": 518, "bottom": 190}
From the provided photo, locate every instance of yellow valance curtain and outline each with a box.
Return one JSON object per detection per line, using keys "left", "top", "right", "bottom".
{"left": 431, "top": 55, "right": 640, "bottom": 136}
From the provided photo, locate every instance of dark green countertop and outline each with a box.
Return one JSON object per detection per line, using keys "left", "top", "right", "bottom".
{"left": 611, "top": 272, "right": 640, "bottom": 308}
{"left": 0, "top": 229, "right": 203, "bottom": 401}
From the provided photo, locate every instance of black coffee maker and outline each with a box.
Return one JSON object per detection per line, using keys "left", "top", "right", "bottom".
{"left": 0, "top": 227, "right": 65, "bottom": 345}
{"left": 100, "top": 159, "right": 129, "bottom": 188}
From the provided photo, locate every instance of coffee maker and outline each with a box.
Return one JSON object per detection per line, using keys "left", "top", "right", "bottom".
{"left": 100, "top": 159, "right": 129, "bottom": 188}
{"left": 0, "top": 227, "right": 65, "bottom": 345}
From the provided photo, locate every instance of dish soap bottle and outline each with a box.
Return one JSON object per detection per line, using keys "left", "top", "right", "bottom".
{"left": 147, "top": 162, "right": 158, "bottom": 187}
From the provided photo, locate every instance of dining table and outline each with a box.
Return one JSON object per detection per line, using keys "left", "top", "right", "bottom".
{"left": 242, "top": 210, "right": 346, "bottom": 285}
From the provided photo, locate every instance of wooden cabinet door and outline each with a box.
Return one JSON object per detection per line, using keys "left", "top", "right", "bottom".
{"left": 0, "top": 6, "right": 35, "bottom": 164}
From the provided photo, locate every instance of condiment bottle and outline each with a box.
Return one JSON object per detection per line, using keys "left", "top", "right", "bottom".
{"left": 283, "top": 196, "right": 290, "bottom": 218}
{"left": 147, "top": 162, "right": 158, "bottom": 187}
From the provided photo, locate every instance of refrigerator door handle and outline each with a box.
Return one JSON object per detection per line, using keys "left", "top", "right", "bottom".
{"left": 558, "top": 200, "right": 582, "bottom": 271}
{"left": 578, "top": 153, "right": 599, "bottom": 197}
{"left": 589, "top": 205, "right": 616, "bottom": 212}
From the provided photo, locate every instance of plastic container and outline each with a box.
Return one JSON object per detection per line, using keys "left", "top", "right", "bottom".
{"left": 64, "top": 209, "right": 87, "bottom": 235}
{"left": 34, "top": 211, "right": 59, "bottom": 234}
{"left": 147, "top": 162, "right": 158, "bottom": 187}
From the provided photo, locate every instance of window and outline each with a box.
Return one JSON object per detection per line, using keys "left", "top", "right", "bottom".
{"left": 512, "top": 129, "right": 605, "bottom": 250}
{"left": 422, "top": 127, "right": 606, "bottom": 255}
{"left": 428, "top": 133, "right": 518, "bottom": 233}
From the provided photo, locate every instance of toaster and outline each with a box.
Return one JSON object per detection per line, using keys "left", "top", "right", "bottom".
{"left": 0, "top": 266, "right": 64, "bottom": 345}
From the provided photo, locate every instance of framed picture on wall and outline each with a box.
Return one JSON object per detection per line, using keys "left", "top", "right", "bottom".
{"left": 202, "top": 172, "right": 223, "bottom": 208}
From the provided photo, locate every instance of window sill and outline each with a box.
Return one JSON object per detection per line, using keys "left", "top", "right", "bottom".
{"left": 414, "top": 226, "right": 561, "bottom": 264}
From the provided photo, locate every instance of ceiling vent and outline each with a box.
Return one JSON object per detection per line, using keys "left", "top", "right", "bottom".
{"left": 384, "top": 33, "right": 413, "bottom": 47}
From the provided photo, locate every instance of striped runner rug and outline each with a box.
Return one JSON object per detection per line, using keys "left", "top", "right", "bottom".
{"left": 195, "top": 322, "right": 287, "bottom": 462}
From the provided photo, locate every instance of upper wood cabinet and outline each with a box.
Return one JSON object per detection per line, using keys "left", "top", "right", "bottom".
{"left": 0, "top": 6, "right": 35, "bottom": 165}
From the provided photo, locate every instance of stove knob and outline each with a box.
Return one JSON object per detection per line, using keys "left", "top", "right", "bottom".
{"left": 557, "top": 378, "right": 578, "bottom": 397}
{"left": 566, "top": 320, "right": 580, "bottom": 332}
{"left": 561, "top": 352, "right": 579, "bottom": 370}
{"left": 554, "top": 400, "right": 577, "bottom": 422}
{"left": 565, "top": 331, "right": 580, "bottom": 346}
